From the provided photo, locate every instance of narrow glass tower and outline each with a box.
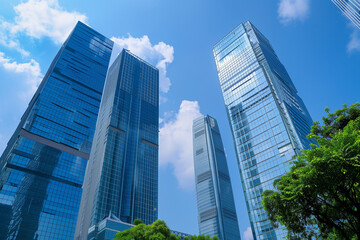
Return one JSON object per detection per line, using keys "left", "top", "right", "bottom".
{"left": 193, "top": 115, "right": 241, "bottom": 240}
{"left": 332, "top": 0, "right": 360, "bottom": 29}
{"left": 213, "top": 22, "right": 314, "bottom": 240}
{"left": 75, "top": 49, "right": 159, "bottom": 240}
{"left": 0, "top": 22, "right": 113, "bottom": 240}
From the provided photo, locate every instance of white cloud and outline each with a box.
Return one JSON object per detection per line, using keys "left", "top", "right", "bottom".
{"left": 347, "top": 29, "right": 360, "bottom": 53}
{"left": 278, "top": 0, "right": 310, "bottom": 23}
{"left": 2, "top": 0, "right": 87, "bottom": 45}
{"left": 159, "top": 95, "right": 168, "bottom": 104}
{"left": 159, "top": 100, "right": 202, "bottom": 189}
{"left": 243, "top": 227, "right": 254, "bottom": 240}
{"left": 0, "top": 31, "right": 30, "bottom": 57}
{"left": 111, "top": 35, "right": 174, "bottom": 93}
{"left": 0, "top": 52, "right": 42, "bottom": 99}
{"left": 0, "top": 53, "right": 43, "bottom": 153}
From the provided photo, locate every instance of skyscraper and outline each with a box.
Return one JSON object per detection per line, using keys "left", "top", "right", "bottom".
{"left": 0, "top": 22, "right": 113, "bottom": 240}
{"left": 193, "top": 115, "right": 241, "bottom": 240}
{"left": 213, "top": 21, "right": 314, "bottom": 240}
{"left": 75, "top": 49, "right": 159, "bottom": 240}
{"left": 332, "top": 0, "right": 360, "bottom": 29}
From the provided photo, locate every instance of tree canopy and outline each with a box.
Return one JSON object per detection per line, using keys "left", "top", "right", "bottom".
{"left": 113, "top": 219, "right": 219, "bottom": 240}
{"left": 262, "top": 103, "right": 360, "bottom": 240}
{"left": 184, "top": 235, "right": 219, "bottom": 240}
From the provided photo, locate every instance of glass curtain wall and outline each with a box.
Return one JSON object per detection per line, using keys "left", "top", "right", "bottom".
{"left": 193, "top": 115, "right": 241, "bottom": 240}
{"left": 75, "top": 49, "right": 159, "bottom": 240}
{"left": 0, "top": 21, "right": 113, "bottom": 240}
{"left": 213, "top": 21, "right": 314, "bottom": 240}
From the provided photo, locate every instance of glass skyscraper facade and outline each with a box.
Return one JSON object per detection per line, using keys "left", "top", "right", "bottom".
{"left": 213, "top": 21, "right": 314, "bottom": 240}
{"left": 0, "top": 21, "right": 113, "bottom": 240}
{"left": 332, "top": 0, "right": 360, "bottom": 29}
{"left": 193, "top": 115, "right": 241, "bottom": 240}
{"left": 75, "top": 49, "right": 159, "bottom": 240}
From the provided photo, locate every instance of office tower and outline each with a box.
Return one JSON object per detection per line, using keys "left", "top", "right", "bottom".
{"left": 332, "top": 0, "right": 360, "bottom": 29}
{"left": 0, "top": 22, "right": 113, "bottom": 240}
{"left": 193, "top": 115, "right": 241, "bottom": 240}
{"left": 75, "top": 49, "right": 159, "bottom": 240}
{"left": 213, "top": 21, "right": 314, "bottom": 240}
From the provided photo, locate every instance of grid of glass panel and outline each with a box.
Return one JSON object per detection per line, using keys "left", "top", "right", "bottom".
{"left": 213, "top": 22, "right": 314, "bottom": 240}
{"left": 75, "top": 49, "right": 159, "bottom": 240}
{"left": 0, "top": 22, "right": 113, "bottom": 240}
{"left": 332, "top": 0, "right": 360, "bottom": 29}
{"left": 193, "top": 115, "right": 241, "bottom": 240}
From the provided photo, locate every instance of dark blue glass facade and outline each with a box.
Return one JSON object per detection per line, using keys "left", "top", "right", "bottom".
{"left": 75, "top": 49, "right": 159, "bottom": 240}
{"left": 213, "top": 22, "right": 314, "bottom": 240}
{"left": 0, "top": 22, "right": 113, "bottom": 240}
{"left": 193, "top": 115, "right": 241, "bottom": 240}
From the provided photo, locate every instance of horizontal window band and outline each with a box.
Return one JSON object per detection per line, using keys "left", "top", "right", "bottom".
{"left": 5, "top": 163, "right": 82, "bottom": 188}
{"left": 200, "top": 207, "right": 217, "bottom": 222}
{"left": 12, "top": 149, "right": 35, "bottom": 160}
{"left": 109, "top": 125, "right": 125, "bottom": 134}
{"left": 141, "top": 139, "right": 158, "bottom": 149}
{"left": 53, "top": 67, "right": 102, "bottom": 95}
{"left": 196, "top": 148, "right": 204, "bottom": 156}
{"left": 19, "top": 129, "right": 89, "bottom": 159}
{"left": 194, "top": 129, "right": 205, "bottom": 138}
{"left": 222, "top": 207, "right": 238, "bottom": 221}
{"left": 197, "top": 170, "right": 212, "bottom": 183}
{"left": 223, "top": 65, "right": 261, "bottom": 92}
{"left": 34, "top": 114, "right": 87, "bottom": 137}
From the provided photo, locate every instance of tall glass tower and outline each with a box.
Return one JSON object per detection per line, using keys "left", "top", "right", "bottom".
{"left": 0, "top": 22, "right": 113, "bottom": 240}
{"left": 213, "top": 21, "right": 314, "bottom": 240}
{"left": 75, "top": 49, "right": 159, "bottom": 240}
{"left": 193, "top": 115, "right": 241, "bottom": 240}
{"left": 332, "top": 0, "right": 360, "bottom": 29}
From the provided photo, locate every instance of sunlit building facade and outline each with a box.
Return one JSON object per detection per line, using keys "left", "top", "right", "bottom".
{"left": 75, "top": 49, "right": 159, "bottom": 240}
{"left": 213, "top": 21, "right": 314, "bottom": 240}
{"left": 0, "top": 22, "right": 113, "bottom": 239}
{"left": 193, "top": 115, "right": 241, "bottom": 240}
{"left": 332, "top": 0, "right": 360, "bottom": 29}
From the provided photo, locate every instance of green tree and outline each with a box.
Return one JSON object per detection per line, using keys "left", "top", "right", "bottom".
{"left": 188, "top": 235, "right": 219, "bottom": 240}
{"left": 132, "top": 219, "right": 143, "bottom": 226}
{"left": 262, "top": 103, "right": 360, "bottom": 240}
{"left": 113, "top": 220, "right": 179, "bottom": 240}
{"left": 113, "top": 219, "right": 219, "bottom": 240}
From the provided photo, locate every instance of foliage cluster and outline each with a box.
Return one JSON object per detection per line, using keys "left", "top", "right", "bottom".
{"left": 184, "top": 235, "right": 219, "bottom": 240}
{"left": 113, "top": 219, "right": 219, "bottom": 240}
{"left": 262, "top": 103, "right": 360, "bottom": 240}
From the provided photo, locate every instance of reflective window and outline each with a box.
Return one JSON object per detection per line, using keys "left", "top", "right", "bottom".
{"left": 213, "top": 21, "right": 314, "bottom": 240}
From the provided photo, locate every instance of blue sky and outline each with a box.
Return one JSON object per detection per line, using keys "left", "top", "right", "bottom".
{"left": 0, "top": 0, "right": 359, "bottom": 239}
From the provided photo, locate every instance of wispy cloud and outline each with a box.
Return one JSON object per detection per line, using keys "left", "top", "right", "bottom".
{"left": 347, "top": 28, "right": 360, "bottom": 53}
{"left": 111, "top": 35, "right": 174, "bottom": 93}
{"left": 0, "top": 52, "right": 43, "bottom": 153}
{"left": 278, "top": 0, "right": 310, "bottom": 24}
{"left": 0, "top": 0, "right": 87, "bottom": 57}
{"left": 159, "top": 100, "right": 202, "bottom": 189}
{"left": 0, "top": 31, "right": 30, "bottom": 57}
{"left": 0, "top": 52, "right": 42, "bottom": 99}
{"left": 7, "top": 0, "right": 87, "bottom": 44}
{"left": 0, "top": 0, "right": 86, "bottom": 98}
{"left": 243, "top": 227, "right": 254, "bottom": 240}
